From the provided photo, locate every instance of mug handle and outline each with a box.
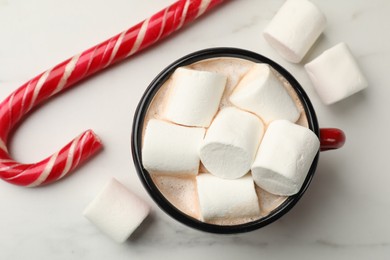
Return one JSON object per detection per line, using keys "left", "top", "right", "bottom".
{"left": 320, "top": 128, "right": 346, "bottom": 151}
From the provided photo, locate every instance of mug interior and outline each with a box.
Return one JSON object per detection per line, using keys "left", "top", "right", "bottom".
{"left": 131, "top": 47, "right": 320, "bottom": 234}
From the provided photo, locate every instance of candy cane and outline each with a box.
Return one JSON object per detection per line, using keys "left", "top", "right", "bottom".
{"left": 0, "top": 0, "right": 225, "bottom": 187}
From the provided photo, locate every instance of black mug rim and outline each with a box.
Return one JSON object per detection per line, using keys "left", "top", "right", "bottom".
{"left": 131, "top": 47, "right": 320, "bottom": 234}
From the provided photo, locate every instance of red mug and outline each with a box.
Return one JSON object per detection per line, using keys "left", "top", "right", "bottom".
{"left": 132, "top": 48, "right": 345, "bottom": 234}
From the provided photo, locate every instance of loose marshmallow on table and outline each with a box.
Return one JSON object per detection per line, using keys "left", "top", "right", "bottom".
{"left": 251, "top": 120, "right": 320, "bottom": 196}
{"left": 83, "top": 178, "right": 150, "bottom": 243}
{"left": 263, "top": 0, "right": 326, "bottom": 63}
{"left": 164, "top": 67, "right": 227, "bottom": 127}
{"left": 305, "top": 42, "right": 368, "bottom": 105}
{"left": 196, "top": 173, "right": 260, "bottom": 222}
{"left": 199, "top": 107, "right": 264, "bottom": 179}
{"left": 142, "top": 119, "right": 205, "bottom": 175}
{"left": 230, "top": 63, "right": 300, "bottom": 124}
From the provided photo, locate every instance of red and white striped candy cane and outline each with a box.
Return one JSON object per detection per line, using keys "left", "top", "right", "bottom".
{"left": 0, "top": 0, "right": 225, "bottom": 187}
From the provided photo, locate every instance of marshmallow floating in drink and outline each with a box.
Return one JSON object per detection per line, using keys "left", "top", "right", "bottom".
{"left": 83, "top": 178, "right": 150, "bottom": 243}
{"left": 230, "top": 63, "right": 300, "bottom": 123}
{"left": 263, "top": 0, "right": 326, "bottom": 63}
{"left": 251, "top": 120, "right": 320, "bottom": 196}
{"left": 199, "top": 107, "right": 264, "bottom": 179}
{"left": 142, "top": 119, "right": 205, "bottom": 175}
{"left": 196, "top": 173, "right": 260, "bottom": 222}
{"left": 164, "top": 67, "right": 227, "bottom": 127}
{"left": 305, "top": 42, "right": 368, "bottom": 105}
{"left": 140, "top": 58, "right": 323, "bottom": 227}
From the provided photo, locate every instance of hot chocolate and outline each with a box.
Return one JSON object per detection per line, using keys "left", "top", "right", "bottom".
{"left": 141, "top": 57, "right": 309, "bottom": 225}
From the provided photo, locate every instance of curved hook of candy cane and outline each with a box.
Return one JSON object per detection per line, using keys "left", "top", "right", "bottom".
{"left": 0, "top": 58, "right": 102, "bottom": 187}
{"left": 0, "top": 130, "right": 102, "bottom": 187}
{"left": 0, "top": 0, "right": 225, "bottom": 187}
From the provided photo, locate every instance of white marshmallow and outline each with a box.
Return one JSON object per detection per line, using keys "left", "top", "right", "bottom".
{"left": 199, "top": 107, "right": 264, "bottom": 179}
{"left": 263, "top": 0, "right": 326, "bottom": 63}
{"left": 305, "top": 42, "right": 368, "bottom": 105}
{"left": 142, "top": 119, "right": 205, "bottom": 175}
{"left": 196, "top": 173, "right": 260, "bottom": 221}
{"left": 164, "top": 67, "right": 227, "bottom": 127}
{"left": 83, "top": 178, "right": 150, "bottom": 243}
{"left": 251, "top": 120, "right": 319, "bottom": 196}
{"left": 230, "top": 63, "right": 300, "bottom": 124}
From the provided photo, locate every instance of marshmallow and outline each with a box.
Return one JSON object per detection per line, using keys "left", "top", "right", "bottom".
{"left": 305, "top": 42, "right": 368, "bottom": 105}
{"left": 230, "top": 63, "right": 300, "bottom": 124}
{"left": 142, "top": 119, "right": 205, "bottom": 175}
{"left": 251, "top": 120, "right": 319, "bottom": 196}
{"left": 83, "top": 178, "right": 150, "bottom": 243}
{"left": 263, "top": 0, "right": 326, "bottom": 63}
{"left": 196, "top": 173, "right": 260, "bottom": 221}
{"left": 199, "top": 107, "right": 264, "bottom": 179}
{"left": 164, "top": 67, "right": 227, "bottom": 127}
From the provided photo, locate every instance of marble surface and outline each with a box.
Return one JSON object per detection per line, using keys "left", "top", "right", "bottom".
{"left": 0, "top": 0, "right": 389, "bottom": 259}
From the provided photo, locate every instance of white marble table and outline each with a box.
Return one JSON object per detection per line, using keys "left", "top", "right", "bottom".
{"left": 1, "top": 0, "right": 389, "bottom": 259}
